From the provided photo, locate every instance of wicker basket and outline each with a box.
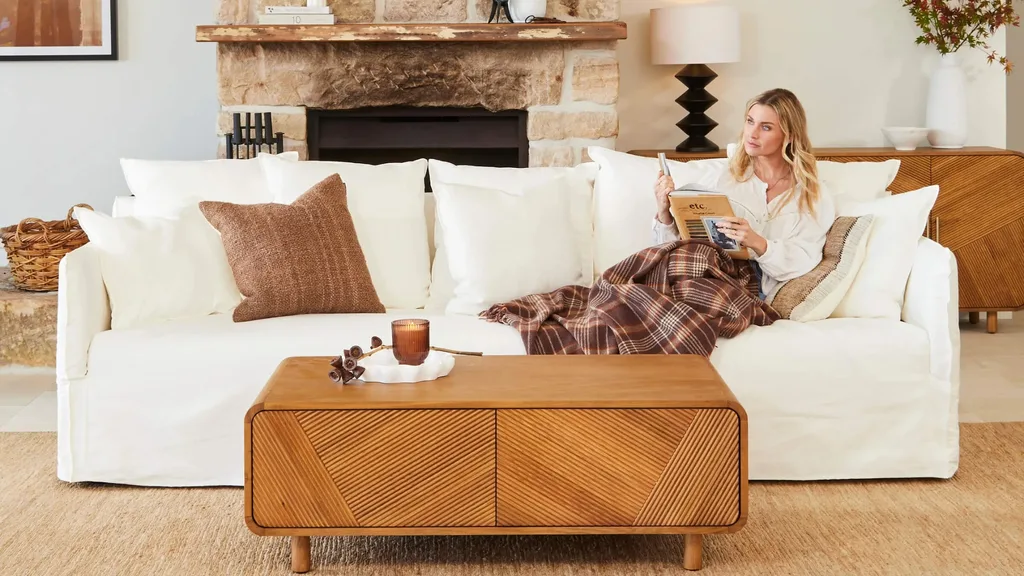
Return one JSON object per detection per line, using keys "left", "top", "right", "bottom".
{"left": 1, "top": 204, "right": 93, "bottom": 292}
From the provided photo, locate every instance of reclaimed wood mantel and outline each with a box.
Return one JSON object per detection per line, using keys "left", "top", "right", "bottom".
{"left": 195, "top": 22, "right": 627, "bottom": 43}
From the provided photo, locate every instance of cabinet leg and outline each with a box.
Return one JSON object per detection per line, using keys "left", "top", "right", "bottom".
{"left": 987, "top": 312, "right": 998, "bottom": 334}
{"left": 291, "top": 536, "right": 310, "bottom": 573}
{"left": 969, "top": 312, "right": 979, "bottom": 324}
{"left": 683, "top": 534, "right": 703, "bottom": 570}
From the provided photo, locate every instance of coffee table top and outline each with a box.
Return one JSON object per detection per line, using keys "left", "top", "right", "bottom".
{"left": 252, "top": 355, "right": 742, "bottom": 413}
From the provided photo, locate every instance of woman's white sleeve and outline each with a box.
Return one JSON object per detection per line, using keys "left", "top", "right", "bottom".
{"left": 652, "top": 217, "right": 682, "bottom": 244}
{"left": 755, "top": 195, "right": 836, "bottom": 281}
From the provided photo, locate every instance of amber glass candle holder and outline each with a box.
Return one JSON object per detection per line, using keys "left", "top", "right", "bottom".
{"left": 391, "top": 319, "right": 430, "bottom": 366}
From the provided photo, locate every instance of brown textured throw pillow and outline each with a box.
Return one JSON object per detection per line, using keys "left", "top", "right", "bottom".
{"left": 199, "top": 173, "right": 385, "bottom": 322}
{"left": 765, "top": 215, "right": 874, "bottom": 322}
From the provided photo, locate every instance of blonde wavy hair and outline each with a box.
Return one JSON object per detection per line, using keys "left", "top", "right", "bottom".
{"left": 728, "top": 88, "right": 821, "bottom": 217}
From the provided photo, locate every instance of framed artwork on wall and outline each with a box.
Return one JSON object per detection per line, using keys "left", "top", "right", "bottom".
{"left": 0, "top": 0, "right": 117, "bottom": 61}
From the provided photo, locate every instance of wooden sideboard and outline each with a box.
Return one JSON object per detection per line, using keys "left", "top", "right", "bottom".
{"left": 630, "top": 147, "right": 1024, "bottom": 333}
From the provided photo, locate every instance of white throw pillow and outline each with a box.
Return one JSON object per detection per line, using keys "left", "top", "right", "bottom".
{"left": 120, "top": 152, "right": 299, "bottom": 217}
{"left": 258, "top": 154, "right": 431, "bottom": 310}
{"left": 830, "top": 185, "right": 939, "bottom": 320}
{"left": 73, "top": 205, "right": 242, "bottom": 331}
{"left": 426, "top": 159, "right": 598, "bottom": 312}
{"left": 587, "top": 146, "right": 727, "bottom": 275}
{"left": 433, "top": 177, "right": 584, "bottom": 316}
{"left": 817, "top": 159, "right": 901, "bottom": 213}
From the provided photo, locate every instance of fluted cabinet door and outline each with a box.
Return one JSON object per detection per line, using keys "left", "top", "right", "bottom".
{"left": 495, "top": 409, "right": 742, "bottom": 528}
{"left": 931, "top": 155, "right": 1024, "bottom": 310}
{"left": 250, "top": 409, "right": 496, "bottom": 529}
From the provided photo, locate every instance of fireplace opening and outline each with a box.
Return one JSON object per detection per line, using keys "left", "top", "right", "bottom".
{"left": 307, "top": 107, "right": 528, "bottom": 190}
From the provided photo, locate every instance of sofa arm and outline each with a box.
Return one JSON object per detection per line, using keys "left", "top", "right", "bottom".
{"left": 902, "top": 238, "right": 960, "bottom": 383}
{"left": 56, "top": 244, "right": 110, "bottom": 381}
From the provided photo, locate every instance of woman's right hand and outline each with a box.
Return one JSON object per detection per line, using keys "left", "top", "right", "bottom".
{"left": 654, "top": 171, "right": 675, "bottom": 224}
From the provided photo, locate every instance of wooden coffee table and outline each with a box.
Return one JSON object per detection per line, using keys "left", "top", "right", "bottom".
{"left": 245, "top": 355, "right": 747, "bottom": 573}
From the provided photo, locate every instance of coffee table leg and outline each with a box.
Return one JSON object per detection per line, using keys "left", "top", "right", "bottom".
{"left": 683, "top": 534, "right": 703, "bottom": 570}
{"left": 291, "top": 536, "right": 311, "bottom": 573}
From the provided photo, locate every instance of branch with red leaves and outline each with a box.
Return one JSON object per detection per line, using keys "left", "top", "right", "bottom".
{"left": 902, "top": 0, "right": 1021, "bottom": 72}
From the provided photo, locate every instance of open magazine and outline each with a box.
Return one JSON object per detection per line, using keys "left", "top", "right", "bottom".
{"left": 668, "top": 183, "right": 757, "bottom": 260}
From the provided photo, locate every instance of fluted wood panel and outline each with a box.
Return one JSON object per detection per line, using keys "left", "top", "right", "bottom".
{"left": 496, "top": 409, "right": 740, "bottom": 527}
{"left": 634, "top": 410, "right": 740, "bottom": 526}
{"left": 954, "top": 218, "right": 1024, "bottom": 309}
{"left": 252, "top": 409, "right": 495, "bottom": 528}
{"left": 818, "top": 156, "right": 931, "bottom": 194}
{"left": 251, "top": 411, "right": 359, "bottom": 528}
{"left": 932, "top": 156, "right": 1024, "bottom": 251}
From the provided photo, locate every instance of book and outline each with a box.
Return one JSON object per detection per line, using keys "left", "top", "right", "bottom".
{"left": 264, "top": 6, "right": 333, "bottom": 14}
{"left": 257, "top": 14, "right": 336, "bottom": 25}
{"left": 668, "top": 184, "right": 755, "bottom": 260}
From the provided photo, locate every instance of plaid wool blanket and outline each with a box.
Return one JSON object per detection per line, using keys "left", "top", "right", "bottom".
{"left": 479, "top": 241, "right": 781, "bottom": 356}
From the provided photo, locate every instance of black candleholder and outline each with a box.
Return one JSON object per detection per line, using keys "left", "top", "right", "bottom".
{"left": 223, "top": 112, "right": 285, "bottom": 159}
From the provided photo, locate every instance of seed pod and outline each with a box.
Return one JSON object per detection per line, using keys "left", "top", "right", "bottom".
{"left": 328, "top": 369, "right": 343, "bottom": 383}
{"left": 371, "top": 336, "right": 383, "bottom": 349}
{"left": 350, "top": 345, "right": 363, "bottom": 358}
{"left": 343, "top": 357, "right": 358, "bottom": 372}
{"left": 352, "top": 366, "right": 365, "bottom": 380}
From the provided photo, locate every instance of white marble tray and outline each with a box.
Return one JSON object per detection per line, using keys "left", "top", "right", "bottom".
{"left": 358, "top": 349, "right": 455, "bottom": 384}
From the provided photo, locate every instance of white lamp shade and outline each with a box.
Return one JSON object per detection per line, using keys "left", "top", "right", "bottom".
{"left": 651, "top": 3, "right": 741, "bottom": 65}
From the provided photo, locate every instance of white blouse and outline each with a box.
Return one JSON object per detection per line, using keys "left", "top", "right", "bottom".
{"left": 652, "top": 165, "right": 836, "bottom": 297}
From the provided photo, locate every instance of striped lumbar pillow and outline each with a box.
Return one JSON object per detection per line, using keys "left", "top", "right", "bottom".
{"left": 766, "top": 215, "right": 875, "bottom": 322}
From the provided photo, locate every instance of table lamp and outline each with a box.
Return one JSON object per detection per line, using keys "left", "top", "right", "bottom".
{"left": 650, "top": 2, "right": 740, "bottom": 153}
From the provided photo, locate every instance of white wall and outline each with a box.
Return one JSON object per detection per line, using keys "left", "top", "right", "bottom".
{"left": 0, "top": 0, "right": 217, "bottom": 264}
{"left": 1007, "top": 21, "right": 1024, "bottom": 152}
{"left": 618, "top": 0, "right": 1008, "bottom": 153}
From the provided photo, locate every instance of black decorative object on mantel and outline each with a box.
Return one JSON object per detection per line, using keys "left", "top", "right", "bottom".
{"left": 674, "top": 64, "right": 721, "bottom": 153}
{"left": 224, "top": 112, "right": 284, "bottom": 159}
{"left": 487, "top": 0, "right": 514, "bottom": 23}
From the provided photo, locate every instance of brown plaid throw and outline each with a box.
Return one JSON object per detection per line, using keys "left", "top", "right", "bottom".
{"left": 479, "top": 241, "right": 781, "bottom": 356}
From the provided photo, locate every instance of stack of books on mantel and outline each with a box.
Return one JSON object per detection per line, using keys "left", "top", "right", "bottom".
{"left": 259, "top": 4, "right": 336, "bottom": 25}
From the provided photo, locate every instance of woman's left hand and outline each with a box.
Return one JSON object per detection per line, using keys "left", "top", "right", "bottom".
{"left": 716, "top": 217, "right": 768, "bottom": 256}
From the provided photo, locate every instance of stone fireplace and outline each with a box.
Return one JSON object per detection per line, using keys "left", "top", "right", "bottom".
{"left": 208, "top": 0, "right": 624, "bottom": 168}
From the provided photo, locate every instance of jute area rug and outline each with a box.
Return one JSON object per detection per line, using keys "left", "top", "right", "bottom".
{"left": 1, "top": 424, "right": 1022, "bottom": 575}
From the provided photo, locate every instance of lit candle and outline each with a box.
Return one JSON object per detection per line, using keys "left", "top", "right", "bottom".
{"left": 391, "top": 319, "right": 430, "bottom": 366}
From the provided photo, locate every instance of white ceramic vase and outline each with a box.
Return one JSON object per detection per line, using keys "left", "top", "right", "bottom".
{"left": 925, "top": 52, "right": 968, "bottom": 149}
{"left": 509, "top": 0, "right": 547, "bottom": 22}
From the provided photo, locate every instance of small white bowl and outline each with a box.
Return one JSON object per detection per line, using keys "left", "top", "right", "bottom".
{"left": 882, "top": 127, "right": 928, "bottom": 151}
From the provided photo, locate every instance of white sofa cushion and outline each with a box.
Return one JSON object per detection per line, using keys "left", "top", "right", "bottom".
{"left": 586, "top": 146, "right": 727, "bottom": 275}
{"left": 258, "top": 155, "right": 431, "bottom": 310}
{"left": 72, "top": 205, "right": 241, "bottom": 331}
{"left": 433, "top": 176, "right": 585, "bottom": 316}
{"left": 119, "top": 152, "right": 299, "bottom": 217}
{"left": 711, "top": 316, "right": 942, "bottom": 479}
{"left": 426, "top": 159, "right": 599, "bottom": 312}
{"left": 831, "top": 185, "right": 939, "bottom": 320}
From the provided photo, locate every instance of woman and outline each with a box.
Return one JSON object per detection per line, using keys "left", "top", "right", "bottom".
{"left": 653, "top": 88, "right": 836, "bottom": 299}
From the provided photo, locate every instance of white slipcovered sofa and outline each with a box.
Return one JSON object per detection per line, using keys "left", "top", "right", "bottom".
{"left": 55, "top": 148, "right": 960, "bottom": 487}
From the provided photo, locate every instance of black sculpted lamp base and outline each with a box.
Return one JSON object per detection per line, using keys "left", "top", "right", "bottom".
{"left": 674, "top": 64, "right": 721, "bottom": 153}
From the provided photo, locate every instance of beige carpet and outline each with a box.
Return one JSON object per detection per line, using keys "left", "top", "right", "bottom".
{"left": 1, "top": 425, "right": 1022, "bottom": 576}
